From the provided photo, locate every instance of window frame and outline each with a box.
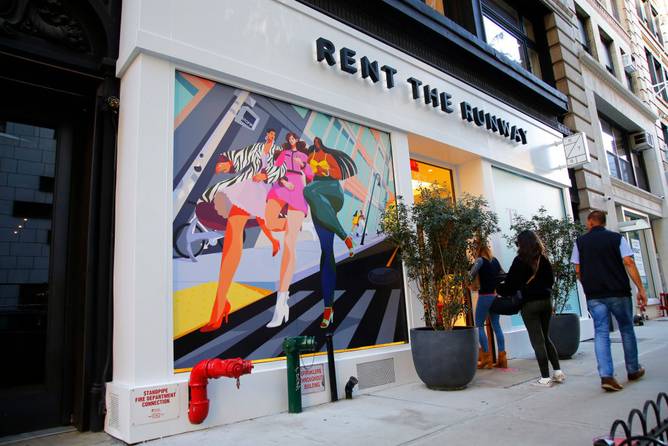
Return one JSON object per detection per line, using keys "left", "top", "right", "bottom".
{"left": 599, "top": 29, "right": 616, "bottom": 75}
{"left": 576, "top": 8, "right": 592, "bottom": 54}
{"left": 599, "top": 115, "right": 650, "bottom": 191}
{"left": 480, "top": 0, "right": 541, "bottom": 76}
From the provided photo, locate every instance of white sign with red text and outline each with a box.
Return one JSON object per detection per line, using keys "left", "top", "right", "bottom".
{"left": 131, "top": 384, "right": 179, "bottom": 425}
{"left": 300, "top": 364, "right": 325, "bottom": 395}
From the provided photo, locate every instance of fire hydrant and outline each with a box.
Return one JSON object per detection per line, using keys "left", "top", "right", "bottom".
{"left": 283, "top": 336, "right": 316, "bottom": 413}
{"left": 188, "top": 358, "right": 253, "bottom": 424}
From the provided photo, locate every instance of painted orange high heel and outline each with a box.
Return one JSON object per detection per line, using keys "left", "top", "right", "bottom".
{"left": 320, "top": 306, "right": 334, "bottom": 329}
{"left": 271, "top": 239, "right": 280, "bottom": 257}
{"left": 200, "top": 300, "right": 231, "bottom": 333}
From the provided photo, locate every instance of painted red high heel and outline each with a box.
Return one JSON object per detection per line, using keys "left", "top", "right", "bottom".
{"left": 344, "top": 236, "right": 354, "bottom": 257}
{"left": 200, "top": 300, "right": 231, "bottom": 333}
{"left": 320, "top": 306, "right": 334, "bottom": 329}
{"left": 271, "top": 239, "right": 280, "bottom": 257}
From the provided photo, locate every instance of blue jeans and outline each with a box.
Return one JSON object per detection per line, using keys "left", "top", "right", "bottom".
{"left": 587, "top": 297, "right": 641, "bottom": 378}
{"left": 475, "top": 294, "right": 505, "bottom": 352}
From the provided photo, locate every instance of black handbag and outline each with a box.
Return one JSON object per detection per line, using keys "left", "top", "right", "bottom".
{"left": 490, "top": 291, "right": 523, "bottom": 315}
{"left": 490, "top": 258, "right": 539, "bottom": 316}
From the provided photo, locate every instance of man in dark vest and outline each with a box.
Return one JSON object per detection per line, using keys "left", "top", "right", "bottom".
{"left": 571, "top": 210, "right": 647, "bottom": 392}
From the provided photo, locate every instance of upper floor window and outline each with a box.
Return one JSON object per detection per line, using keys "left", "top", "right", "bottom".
{"left": 599, "top": 30, "right": 615, "bottom": 75}
{"left": 600, "top": 115, "right": 650, "bottom": 191}
{"left": 421, "top": 0, "right": 478, "bottom": 35}
{"left": 609, "top": 0, "right": 620, "bottom": 21}
{"left": 576, "top": 9, "right": 592, "bottom": 54}
{"left": 646, "top": 48, "right": 668, "bottom": 101}
{"left": 620, "top": 49, "right": 636, "bottom": 92}
{"left": 651, "top": 7, "right": 663, "bottom": 45}
{"left": 481, "top": 0, "right": 543, "bottom": 78}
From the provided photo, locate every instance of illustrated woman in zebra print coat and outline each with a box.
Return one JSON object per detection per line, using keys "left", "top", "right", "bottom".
{"left": 200, "top": 128, "right": 286, "bottom": 332}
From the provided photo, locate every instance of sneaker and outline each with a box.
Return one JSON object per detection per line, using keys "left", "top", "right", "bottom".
{"left": 532, "top": 377, "right": 553, "bottom": 387}
{"left": 628, "top": 367, "right": 645, "bottom": 381}
{"left": 601, "top": 377, "right": 623, "bottom": 392}
{"left": 552, "top": 370, "right": 566, "bottom": 384}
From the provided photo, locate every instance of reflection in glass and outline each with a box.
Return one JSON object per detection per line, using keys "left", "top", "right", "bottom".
{"left": 0, "top": 121, "right": 55, "bottom": 387}
{"left": 483, "top": 16, "right": 525, "bottom": 67}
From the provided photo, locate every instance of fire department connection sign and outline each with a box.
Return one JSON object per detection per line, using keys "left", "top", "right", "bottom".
{"left": 301, "top": 364, "right": 325, "bottom": 395}
{"left": 131, "top": 384, "right": 180, "bottom": 425}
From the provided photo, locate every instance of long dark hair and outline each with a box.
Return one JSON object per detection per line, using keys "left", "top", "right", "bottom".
{"left": 516, "top": 230, "right": 545, "bottom": 273}
{"left": 277, "top": 131, "right": 308, "bottom": 159}
{"left": 308, "top": 136, "right": 357, "bottom": 179}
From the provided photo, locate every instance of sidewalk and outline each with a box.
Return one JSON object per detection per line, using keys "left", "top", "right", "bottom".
{"left": 6, "top": 319, "right": 668, "bottom": 446}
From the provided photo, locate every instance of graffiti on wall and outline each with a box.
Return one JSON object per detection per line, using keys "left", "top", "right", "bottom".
{"left": 172, "top": 71, "right": 408, "bottom": 369}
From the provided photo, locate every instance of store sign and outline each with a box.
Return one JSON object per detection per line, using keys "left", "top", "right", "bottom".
{"left": 563, "top": 132, "right": 590, "bottom": 167}
{"left": 131, "top": 385, "right": 179, "bottom": 425}
{"left": 301, "top": 364, "right": 325, "bottom": 395}
{"left": 315, "top": 37, "right": 528, "bottom": 145}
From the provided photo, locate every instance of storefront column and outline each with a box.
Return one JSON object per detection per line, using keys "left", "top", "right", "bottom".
{"left": 113, "top": 53, "right": 173, "bottom": 385}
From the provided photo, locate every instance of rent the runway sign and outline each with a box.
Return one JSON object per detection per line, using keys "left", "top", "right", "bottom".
{"left": 315, "top": 37, "right": 528, "bottom": 145}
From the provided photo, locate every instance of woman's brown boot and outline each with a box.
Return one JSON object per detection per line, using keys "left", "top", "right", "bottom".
{"left": 494, "top": 351, "right": 508, "bottom": 368}
{"left": 477, "top": 350, "right": 493, "bottom": 369}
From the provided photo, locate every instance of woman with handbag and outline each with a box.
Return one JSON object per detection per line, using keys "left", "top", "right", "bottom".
{"left": 498, "top": 230, "right": 565, "bottom": 387}
{"left": 469, "top": 242, "right": 507, "bottom": 369}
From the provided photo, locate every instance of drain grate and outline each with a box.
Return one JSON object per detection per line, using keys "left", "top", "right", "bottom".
{"left": 356, "top": 358, "right": 396, "bottom": 390}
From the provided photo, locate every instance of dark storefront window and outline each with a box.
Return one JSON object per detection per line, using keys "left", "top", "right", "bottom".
{"left": 599, "top": 116, "right": 649, "bottom": 190}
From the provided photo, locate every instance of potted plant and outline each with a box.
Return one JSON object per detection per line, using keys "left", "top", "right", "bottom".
{"left": 380, "top": 185, "right": 499, "bottom": 389}
{"left": 506, "top": 208, "right": 585, "bottom": 359}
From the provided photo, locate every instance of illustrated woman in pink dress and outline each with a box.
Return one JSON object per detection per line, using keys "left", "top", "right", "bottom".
{"left": 265, "top": 132, "right": 314, "bottom": 327}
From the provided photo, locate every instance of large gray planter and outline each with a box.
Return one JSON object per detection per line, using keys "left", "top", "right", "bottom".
{"left": 410, "top": 326, "right": 478, "bottom": 390}
{"left": 549, "top": 313, "right": 580, "bottom": 359}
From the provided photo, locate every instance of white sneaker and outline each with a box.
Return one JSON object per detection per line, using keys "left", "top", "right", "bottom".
{"left": 532, "top": 377, "right": 553, "bottom": 387}
{"left": 552, "top": 370, "right": 566, "bottom": 383}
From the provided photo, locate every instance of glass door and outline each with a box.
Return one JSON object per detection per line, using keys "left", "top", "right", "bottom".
{"left": 0, "top": 115, "right": 71, "bottom": 435}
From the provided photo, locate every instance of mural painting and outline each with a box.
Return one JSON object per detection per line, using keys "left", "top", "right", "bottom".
{"left": 172, "top": 71, "right": 408, "bottom": 369}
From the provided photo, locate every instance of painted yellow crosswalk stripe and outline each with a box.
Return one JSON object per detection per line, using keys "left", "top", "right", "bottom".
{"left": 173, "top": 282, "right": 271, "bottom": 339}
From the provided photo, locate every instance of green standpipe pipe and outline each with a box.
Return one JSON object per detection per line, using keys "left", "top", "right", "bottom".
{"left": 283, "top": 336, "right": 316, "bottom": 414}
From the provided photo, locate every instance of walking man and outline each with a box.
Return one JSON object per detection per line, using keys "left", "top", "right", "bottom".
{"left": 571, "top": 210, "right": 647, "bottom": 391}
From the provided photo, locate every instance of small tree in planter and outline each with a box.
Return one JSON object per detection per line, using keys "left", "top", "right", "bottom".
{"left": 380, "top": 185, "right": 498, "bottom": 389}
{"left": 505, "top": 207, "right": 585, "bottom": 358}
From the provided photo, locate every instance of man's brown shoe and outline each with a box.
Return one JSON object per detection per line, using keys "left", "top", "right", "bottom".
{"left": 601, "top": 377, "right": 624, "bottom": 391}
{"left": 628, "top": 367, "right": 645, "bottom": 381}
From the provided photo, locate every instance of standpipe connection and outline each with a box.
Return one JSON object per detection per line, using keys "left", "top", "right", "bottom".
{"left": 188, "top": 358, "right": 253, "bottom": 424}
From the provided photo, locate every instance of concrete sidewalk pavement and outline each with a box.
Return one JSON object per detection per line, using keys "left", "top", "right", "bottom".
{"left": 5, "top": 319, "right": 668, "bottom": 446}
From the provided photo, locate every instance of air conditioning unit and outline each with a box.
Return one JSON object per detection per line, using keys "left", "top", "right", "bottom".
{"left": 622, "top": 53, "right": 637, "bottom": 74}
{"left": 630, "top": 131, "right": 655, "bottom": 151}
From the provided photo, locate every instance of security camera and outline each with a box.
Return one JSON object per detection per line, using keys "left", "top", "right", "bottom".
{"left": 659, "top": 195, "right": 666, "bottom": 200}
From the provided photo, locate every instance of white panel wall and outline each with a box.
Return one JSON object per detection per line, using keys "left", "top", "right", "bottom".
{"left": 109, "top": 0, "right": 572, "bottom": 442}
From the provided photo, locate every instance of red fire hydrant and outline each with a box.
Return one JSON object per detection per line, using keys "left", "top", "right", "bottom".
{"left": 188, "top": 358, "right": 253, "bottom": 424}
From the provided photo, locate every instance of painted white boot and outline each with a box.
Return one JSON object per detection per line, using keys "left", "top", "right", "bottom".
{"left": 266, "top": 291, "right": 290, "bottom": 328}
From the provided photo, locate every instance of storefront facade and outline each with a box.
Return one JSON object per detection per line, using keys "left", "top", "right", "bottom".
{"left": 107, "top": 0, "right": 583, "bottom": 442}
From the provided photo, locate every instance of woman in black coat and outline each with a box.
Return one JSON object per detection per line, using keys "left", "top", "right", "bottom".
{"left": 498, "top": 230, "right": 565, "bottom": 387}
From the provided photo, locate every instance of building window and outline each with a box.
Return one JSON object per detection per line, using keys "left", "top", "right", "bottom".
{"left": 420, "top": 0, "right": 477, "bottom": 34}
{"left": 480, "top": 0, "right": 543, "bottom": 78}
{"left": 576, "top": 9, "right": 592, "bottom": 54}
{"left": 599, "top": 116, "right": 649, "bottom": 190}
{"left": 609, "top": 0, "right": 620, "bottom": 21}
{"left": 620, "top": 49, "right": 635, "bottom": 92}
{"left": 599, "top": 30, "right": 615, "bottom": 75}
{"left": 646, "top": 48, "right": 668, "bottom": 101}
{"left": 661, "top": 123, "right": 668, "bottom": 162}
{"left": 651, "top": 7, "right": 663, "bottom": 45}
